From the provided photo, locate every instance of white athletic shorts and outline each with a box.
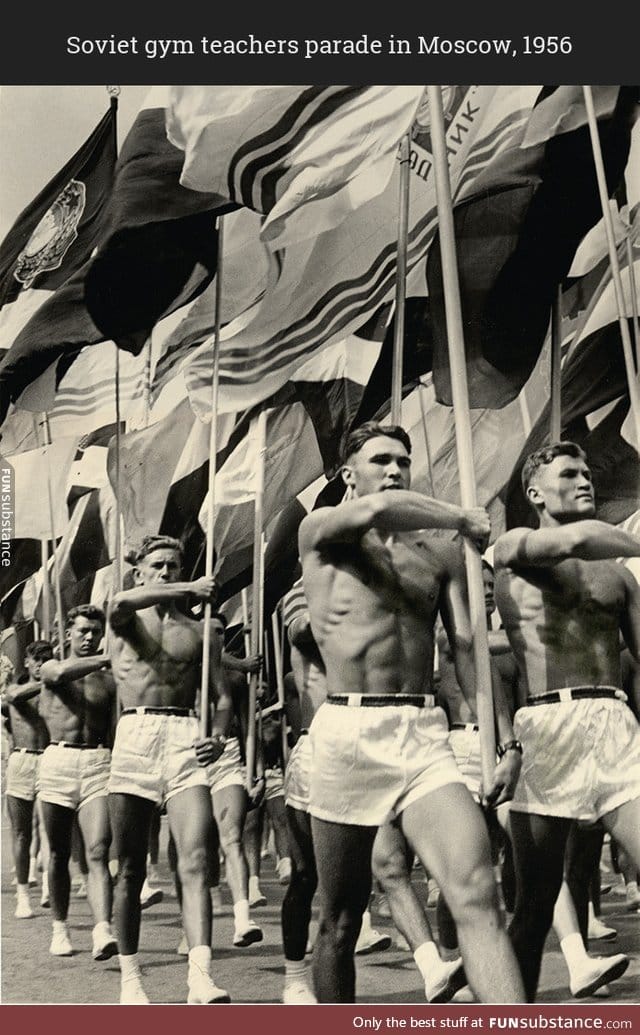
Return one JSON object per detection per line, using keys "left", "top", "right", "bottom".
{"left": 308, "top": 696, "right": 465, "bottom": 826}
{"left": 449, "top": 725, "right": 482, "bottom": 802}
{"left": 38, "top": 743, "right": 111, "bottom": 810}
{"left": 284, "top": 733, "right": 312, "bottom": 812}
{"left": 264, "top": 765, "right": 285, "bottom": 801}
{"left": 109, "top": 710, "right": 208, "bottom": 806}
{"left": 6, "top": 749, "right": 42, "bottom": 802}
{"left": 207, "top": 736, "right": 246, "bottom": 796}
{"left": 511, "top": 693, "right": 640, "bottom": 822}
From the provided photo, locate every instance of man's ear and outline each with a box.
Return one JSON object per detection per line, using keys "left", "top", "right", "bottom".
{"left": 526, "top": 483, "right": 542, "bottom": 508}
{"left": 133, "top": 565, "right": 144, "bottom": 585}
{"left": 342, "top": 463, "right": 355, "bottom": 489}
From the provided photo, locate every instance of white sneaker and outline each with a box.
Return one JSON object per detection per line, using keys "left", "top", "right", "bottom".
{"left": 283, "top": 980, "right": 317, "bottom": 1004}
{"left": 425, "top": 958, "right": 467, "bottom": 1004}
{"left": 92, "top": 925, "right": 118, "bottom": 961}
{"left": 276, "top": 857, "right": 292, "bottom": 885}
{"left": 40, "top": 876, "right": 50, "bottom": 909}
{"left": 588, "top": 915, "right": 617, "bottom": 941}
{"left": 625, "top": 887, "right": 640, "bottom": 911}
{"left": 177, "top": 932, "right": 189, "bottom": 956}
{"left": 50, "top": 925, "right": 73, "bottom": 956}
{"left": 75, "top": 878, "right": 88, "bottom": 899}
{"left": 355, "top": 927, "right": 392, "bottom": 955}
{"left": 120, "top": 976, "right": 150, "bottom": 1005}
{"left": 376, "top": 893, "right": 391, "bottom": 918}
{"left": 570, "top": 954, "right": 629, "bottom": 998}
{"left": 28, "top": 859, "right": 38, "bottom": 885}
{"left": 187, "top": 973, "right": 231, "bottom": 1004}
{"left": 15, "top": 892, "right": 34, "bottom": 919}
{"left": 395, "top": 933, "right": 411, "bottom": 951}
{"left": 233, "top": 920, "right": 264, "bottom": 947}
{"left": 139, "top": 880, "right": 163, "bottom": 910}
{"left": 248, "top": 882, "right": 267, "bottom": 907}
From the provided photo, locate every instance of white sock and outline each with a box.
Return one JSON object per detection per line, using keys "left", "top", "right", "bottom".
{"left": 233, "top": 899, "right": 250, "bottom": 928}
{"left": 413, "top": 941, "right": 442, "bottom": 981}
{"left": 188, "top": 944, "right": 212, "bottom": 981}
{"left": 53, "top": 919, "right": 68, "bottom": 934}
{"left": 17, "top": 883, "right": 30, "bottom": 897}
{"left": 284, "top": 959, "right": 308, "bottom": 984}
{"left": 42, "top": 872, "right": 49, "bottom": 894}
{"left": 560, "top": 932, "right": 589, "bottom": 973}
{"left": 360, "top": 909, "right": 373, "bottom": 934}
{"left": 119, "top": 953, "right": 141, "bottom": 980}
{"left": 249, "top": 876, "right": 261, "bottom": 894}
{"left": 626, "top": 881, "right": 638, "bottom": 898}
{"left": 93, "top": 920, "right": 112, "bottom": 937}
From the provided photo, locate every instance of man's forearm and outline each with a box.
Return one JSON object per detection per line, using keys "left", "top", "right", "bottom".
{"left": 112, "top": 582, "right": 195, "bottom": 614}
{"left": 6, "top": 683, "right": 41, "bottom": 704}
{"left": 370, "top": 491, "right": 469, "bottom": 534}
{"left": 43, "top": 656, "right": 109, "bottom": 686}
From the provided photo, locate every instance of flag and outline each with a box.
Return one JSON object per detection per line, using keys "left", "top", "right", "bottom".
{"left": 199, "top": 403, "right": 325, "bottom": 592}
{"left": 0, "top": 88, "right": 233, "bottom": 425}
{"left": 0, "top": 105, "right": 116, "bottom": 350}
{"left": 427, "top": 86, "right": 637, "bottom": 410}
{"left": 174, "top": 87, "right": 541, "bottom": 416}
{"left": 3, "top": 437, "right": 79, "bottom": 540}
{"left": 167, "top": 86, "right": 425, "bottom": 251}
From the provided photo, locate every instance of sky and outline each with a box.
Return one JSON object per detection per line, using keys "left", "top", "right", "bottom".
{"left": 0, "top": 85, "right": 150, "bottom": 241}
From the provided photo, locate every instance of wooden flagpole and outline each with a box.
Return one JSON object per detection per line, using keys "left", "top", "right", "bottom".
{"left": 417, "top": 379, "right": 436, "bottom": 495}
{"left": 426, "top": 86, "right": 496, "bottom": 786}
{"left": 626, "top": 232, "right": 640, "bottom": 363}
{"left": 271, "top": 604, "right": 289, "bottom": 766}
{"left": 583, "top": 86, "right": 640, "bottom": 449}
{"left": 41, "top": 414, "right": 66, "bottom": 660}
{"left": 39, "top": 539, "right": 51, "bottom": 641}
{"left": 390, "top": 134, "right": 411, "bottom": 424}
{"left": 550, "top": 286, "right": 563, "bottom": 441}
{"left": 245, "top": 409, "right": 267, "bottom": 791}
{"left": 199, "top": 215, "right": 225, "bottom": 738}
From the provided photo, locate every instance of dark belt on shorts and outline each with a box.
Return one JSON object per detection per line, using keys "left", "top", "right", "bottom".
{"left": 12, "top": 747, "right": 43, "bottom": 754}
{"left": 121, "top": 707, "right": 195, "bottom": 717}
{"left": 50, "top": 741, "right": 105, "bottom": 749}
{"left": 326, "top": 693, "right": 435, "bottom": 708}
{"left": 525, "top": 687, "right": 626, "bottom": 707}
{"left": 450, "top": 722, "right": 479, "bottom": 732}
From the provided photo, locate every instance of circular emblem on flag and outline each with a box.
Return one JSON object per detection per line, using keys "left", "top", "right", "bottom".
{"left": 411, "top": 87, "right": 467, "bottom": 153}
{"left": 14, "top": 179, "right": 86, "bottom": 286}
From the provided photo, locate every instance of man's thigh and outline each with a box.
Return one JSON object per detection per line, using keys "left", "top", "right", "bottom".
{"left": 212, "top": 783, "right": 247, "bottom": 840}
{"left": 167, "top": 784, "right": 215, "bottom": 856}
{"left": 400, "top": 782, "right": 493, "bottom": 895}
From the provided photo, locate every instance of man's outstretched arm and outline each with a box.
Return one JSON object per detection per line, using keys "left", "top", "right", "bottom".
{"left": 109, "top": 575, "right": 217, "bottom": 630}
{"left": 494, "top": 522, "right": 640, "bottom": 570}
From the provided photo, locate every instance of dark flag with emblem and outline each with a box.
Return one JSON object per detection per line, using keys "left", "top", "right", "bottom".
{"left": 0, "top": 104, "right": 116, "bottom": 357}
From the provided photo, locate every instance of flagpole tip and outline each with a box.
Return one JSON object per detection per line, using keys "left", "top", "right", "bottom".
{"left": 106, "top": 86, "right": 121, "bottom": 98}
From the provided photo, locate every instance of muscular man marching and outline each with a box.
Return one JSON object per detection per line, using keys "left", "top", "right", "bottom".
{"left": 299, "top": 422, "right": 525, "bottom": 1003}
{"left": 108, "top": 535, "right": 232, "bottom": 1005}
{"left": 39, "top": 606, "right": 116, "bottom": 961}
{"left": 493, "top": 441, "right": 640, "bottom": 1001}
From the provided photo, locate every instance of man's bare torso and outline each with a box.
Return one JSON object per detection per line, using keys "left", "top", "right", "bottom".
{"left": 303, "top": 530, "right": 453, "bottom": 695}
{"left": 40, "top": 670, "right": 114, "bottom": 745}
{"left": 495, "top": 556, "right": 626, "bottom": 706}
{"left": 6, "top": 681, "right": 49, "bottom": 750}
{"left": 111, "top": 607, "right": 204, "bottom": 710}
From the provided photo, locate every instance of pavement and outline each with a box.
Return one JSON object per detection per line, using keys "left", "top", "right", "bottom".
{"left": 2, "top": 811, "right": 639, "bottom": 1006}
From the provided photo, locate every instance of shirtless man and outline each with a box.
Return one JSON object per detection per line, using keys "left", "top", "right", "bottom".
{"left": 39, "top": 606, "right": 116, "bottom": 961}
{"left": 299, "top": 421, "right": 525, "bottom": 1003}
{"left": 4, "top": 640, "right": 52, "bottom": 919}
{"left": 493, "top": 441, "right": 640, "bottom": 1001}
{"left": 108, "top": 535, "right": 232, "bottom": 1005}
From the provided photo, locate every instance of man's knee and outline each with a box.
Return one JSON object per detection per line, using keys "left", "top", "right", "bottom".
{"left": 318, "top": 909, "right": 362, "bottom": 951}
{"left": 84, "top": 836, "right": 110, "bottom": 867}
{"left": 372, "top": 845, "right": 407, "bottom": 887}
{"left": 177, "top": 842, "right": 210, "bottom": 881}
{"left": 444, "top": 858, "right": 498, "bottom": 919}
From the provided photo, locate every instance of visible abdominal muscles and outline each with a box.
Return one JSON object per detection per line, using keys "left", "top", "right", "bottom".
{"left": 113, "top": 651, "right": 200, "bottom": 709}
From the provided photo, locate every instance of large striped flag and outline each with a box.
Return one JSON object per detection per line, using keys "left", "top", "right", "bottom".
{"left": 160, "top": 86, "right": 541, "bottom": 415}
{"left": 427, "top": 86, "right": 637, "bottom": 409}
{"left": 167, "top": 86, "right": 425, "bottom": 251}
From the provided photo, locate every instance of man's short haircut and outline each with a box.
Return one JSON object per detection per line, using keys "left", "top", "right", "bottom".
{"left": 481, "top": 558, "right": 495, "bottom": 578}
{"left": 134, "top": 534, "right": 184, "bottom": 565}
{"left": 521, "top": 441, "right": 587, "bottom": 495}
{"left": 25, "top": 640, "right": 54, "bottom": 663}
{"left": 66, "top": 604, "right": 106, "bottom": 631}
{"left": 343, "top": 422, "right": 412, "bottom": 464}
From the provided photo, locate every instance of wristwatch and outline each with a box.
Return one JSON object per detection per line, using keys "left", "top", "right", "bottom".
{"left": 497, "top": 739, "right": 523, "bottom": 759}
